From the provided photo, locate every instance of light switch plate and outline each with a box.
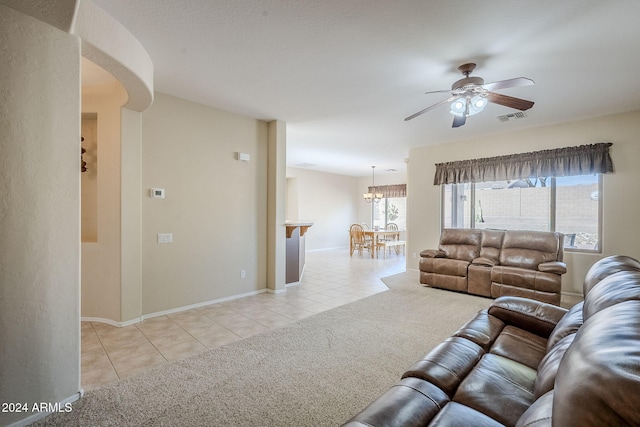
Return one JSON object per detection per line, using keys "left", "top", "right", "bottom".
{"left": 157, "top": 233, "right": 173, "bottom": 243}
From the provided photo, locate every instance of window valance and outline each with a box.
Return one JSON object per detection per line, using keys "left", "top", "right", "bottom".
{"left": 433, "top": 142, "right": 614, "bottom": 185}
{"left": 367, "top": 184, "right": 407, "bottom": 198}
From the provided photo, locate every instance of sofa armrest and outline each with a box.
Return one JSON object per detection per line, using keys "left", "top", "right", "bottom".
{"left": 538, "top": 261, "right": 567, "bottom": 275}
{"left": 341, "top": 377, "right": 449, "bottom": 427}
{"left": 488, "top": 296, "right": 568, "bottom": 338}
{"left": 472, "top": 257, "right": 498, "bottom": 267}
{"left": 421, "top": 249, "right": 446, "bottom": 258}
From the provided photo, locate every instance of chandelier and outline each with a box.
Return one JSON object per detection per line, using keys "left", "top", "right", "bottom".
{"left": 363, "top": 165, "right": 383, "bottom": 203}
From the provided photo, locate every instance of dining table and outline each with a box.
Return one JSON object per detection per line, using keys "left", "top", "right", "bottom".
{"left": 362, "top": 229, "right": 401, "bottom": 259}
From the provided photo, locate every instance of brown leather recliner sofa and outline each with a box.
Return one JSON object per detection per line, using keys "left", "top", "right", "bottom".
{"left": 420, "top": 229, "right": 567, "bottom": 305}
{"left": 343, "top": 255, "right": 640, "bottom": 427}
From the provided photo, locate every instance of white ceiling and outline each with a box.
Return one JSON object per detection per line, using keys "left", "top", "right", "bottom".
{"left": 92, "top": 0, "right": 640, "bottom": 177}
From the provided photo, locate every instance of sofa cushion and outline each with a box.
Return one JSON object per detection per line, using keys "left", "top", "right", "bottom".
{"left": 499, "top": 230, "right": 561, "bottom": 269}
{"left": 489, "top": 325, "right": 547, "bottom": 370}
{"left": 477, "top": 229, "right": 505, "bottom": 265}
{"left": 402, "top": 336, "right": 484, "bottom": 397}
{"left": 534, "top": 334, "right": 575, "bottom": 399}
{"left": 438, "top": 228, "right": 482, "bottom": 262}
{"left": 582, "top": 254, "right": 640, "bottom": 296}
{"left": 546, "top": 301, "right": 582, "bottom": 351}
{"left": 430, "top": 402, "right": 506, "bottom": 427}
{"left": 582, "top": 270, "right": 640, "bottom": 320}
{"left": 454, "top": 354, "right": 536, "bottom": 426}
{"left": 491, "top": 266, "right": 561, "bottom": 294}
{"left": 515, "top": 390, "right": 553, "bottom": 427}
{"left": 553, "top": 301, "right": 640, "bottom": 426}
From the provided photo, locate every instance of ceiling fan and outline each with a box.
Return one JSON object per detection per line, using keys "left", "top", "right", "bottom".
{"left": 405, "top": 63, "right": 535, "bottom": 128}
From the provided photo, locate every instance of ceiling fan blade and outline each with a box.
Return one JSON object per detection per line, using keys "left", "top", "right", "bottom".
{"left": 486, "top": 92, "right": 535, "bottom": 111}
{"left": 425, "top": 88, "right": 454, "bottom": 95}
{"left": 452, "top": 115, "right": 466, "bottom": 128}
{"left": 404, "top": 96, "right": 458, "bottom": 121}
{"left": 482, "top": 77, "right": 534, "bottom": 92}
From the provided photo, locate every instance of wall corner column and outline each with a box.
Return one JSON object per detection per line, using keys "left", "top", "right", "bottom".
{"left": 267, "top": 120, "right": 287, "bottom": 292}
{"left": 120, "top": 107, "right": 143, "bottom": 322}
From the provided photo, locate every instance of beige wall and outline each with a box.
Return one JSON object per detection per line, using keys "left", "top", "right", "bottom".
{"left": 407, "top": 110, "right": 640, "bottom": 295}
{"left": 141, "top": 93, "right": 269, "bottom": 315}
{"left": 81, "top": 82, "right": 128, "bottom": 322}
{"left": 120, "top": 108, "right": 144, "bottom": 322}
{"left": 286, "top": 168, "right": 361, "bottom": 250}
{"left": 0, "top": 5, "right": 81, "bottom": 425}
{"left": 284, "top": 168, "right": 408, "bottom": 250}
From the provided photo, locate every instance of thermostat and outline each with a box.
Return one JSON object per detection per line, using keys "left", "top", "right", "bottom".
{"left": 150, "top": 188, "right": 165, "bottom": 199}
{"left": 236, "top": 152, "right": 250, "bottom": 162}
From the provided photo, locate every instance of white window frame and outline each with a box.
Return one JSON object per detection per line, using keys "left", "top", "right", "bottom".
{"left": 440, "top": 174, "right": 602, "bottom": 253}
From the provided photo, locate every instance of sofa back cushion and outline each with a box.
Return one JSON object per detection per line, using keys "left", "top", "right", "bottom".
{"left": 546, "top": 301, "right": 583, "bottom": 351}
{"left": 499, "top": 231, "right": 562, "bottom": 270}
{"left": 553, "top": 301, "right": 640, "bottom": 426}
{"left": 582, "top": 270, "right": 640, "bottom": 320}
{"left": 583, "top": 255, "right": 640, "bottom": 296}
{"left": 439, "top": 229, "right": 482, "bottom": 262}
{"left": 478, "top": 230, "right": 505, "bottom": 265}
{"left": 534, "top": 334, "right": 575, "bottom": 399}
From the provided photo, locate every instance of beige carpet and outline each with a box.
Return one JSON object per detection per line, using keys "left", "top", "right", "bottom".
{"left": 34, "top": 270, "right": 491, "bottom": 427}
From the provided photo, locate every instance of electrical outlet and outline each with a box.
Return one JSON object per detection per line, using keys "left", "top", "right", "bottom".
{"left": 240, "top": 270, "right": 246, "bottom": 279}
{"left": 412, "top": 252, "right": 417, "bottom": 259}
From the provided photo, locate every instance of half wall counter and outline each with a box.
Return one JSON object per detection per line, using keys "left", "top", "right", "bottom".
{"left": 285, "top": 221, "right": 313, "bottom": 285}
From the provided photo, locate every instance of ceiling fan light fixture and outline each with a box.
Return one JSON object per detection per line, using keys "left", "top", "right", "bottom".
{"left": 450, "top": 98, "right": 466, "bottom": 117}
{"left": 405, "top": 63, "right": 534, "bottom": 127}
{"left": 468, "top": 94, "right": 488, "bottom": 116}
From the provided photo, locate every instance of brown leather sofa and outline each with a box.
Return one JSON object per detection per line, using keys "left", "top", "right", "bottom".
{"left": 420, "top": 229, "right": 567, "bottom": 305}
{"left": 343, "top": 255, "right": 640, "bottom": 427}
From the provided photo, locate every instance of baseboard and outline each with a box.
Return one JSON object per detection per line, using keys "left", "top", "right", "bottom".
{"left": 560, "top": 290, "right": 584, "bottom": 306}
{"left": 6, "top": 390, "right": 83, "bottom": 427}
{"left": 561, "top": 290, "right": 583, "bottom": 298}
{"left": 307, "top": 246, "right": 348, "bottom": 252}
{"left": 81, "top": 316, "right": 142, "bottom": 327}
{"left": 83, "top": 289, "right": 268, "bottom": 326}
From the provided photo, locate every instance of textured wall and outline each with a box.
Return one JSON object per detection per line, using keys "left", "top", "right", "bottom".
{"left": 0, "top": 5, "right": 81, "bottom": 425}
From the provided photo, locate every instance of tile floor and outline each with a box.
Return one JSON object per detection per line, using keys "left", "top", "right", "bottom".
{"left": 81, "top": 247, "right": 406, "bottom": 390}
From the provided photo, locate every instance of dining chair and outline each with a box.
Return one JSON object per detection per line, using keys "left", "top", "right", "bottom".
{"left": 378, "top": 223, "right": 405, "bottom": 257}
{"left": 350, "top": 223, "right": 372, "bottom": 256}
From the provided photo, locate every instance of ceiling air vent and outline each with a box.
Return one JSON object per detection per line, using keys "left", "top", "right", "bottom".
{"left": 497, "top": 111, "right": 528, "bottom": 122}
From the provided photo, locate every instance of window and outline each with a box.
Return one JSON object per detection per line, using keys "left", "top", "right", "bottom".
{"left": 474, "top": 178, "right": 551, "bottom": 232}
{"left": 373, "top": 197, "right": 407, "bottom": 230}
{"left": 442, "top": 174, "right": 601, "bottom": 251}
{"left": 443, "top": 183, "right": 471, "bottom": 229}
{"left": 555, "top": 175, "right": 600, "bottom": 250}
